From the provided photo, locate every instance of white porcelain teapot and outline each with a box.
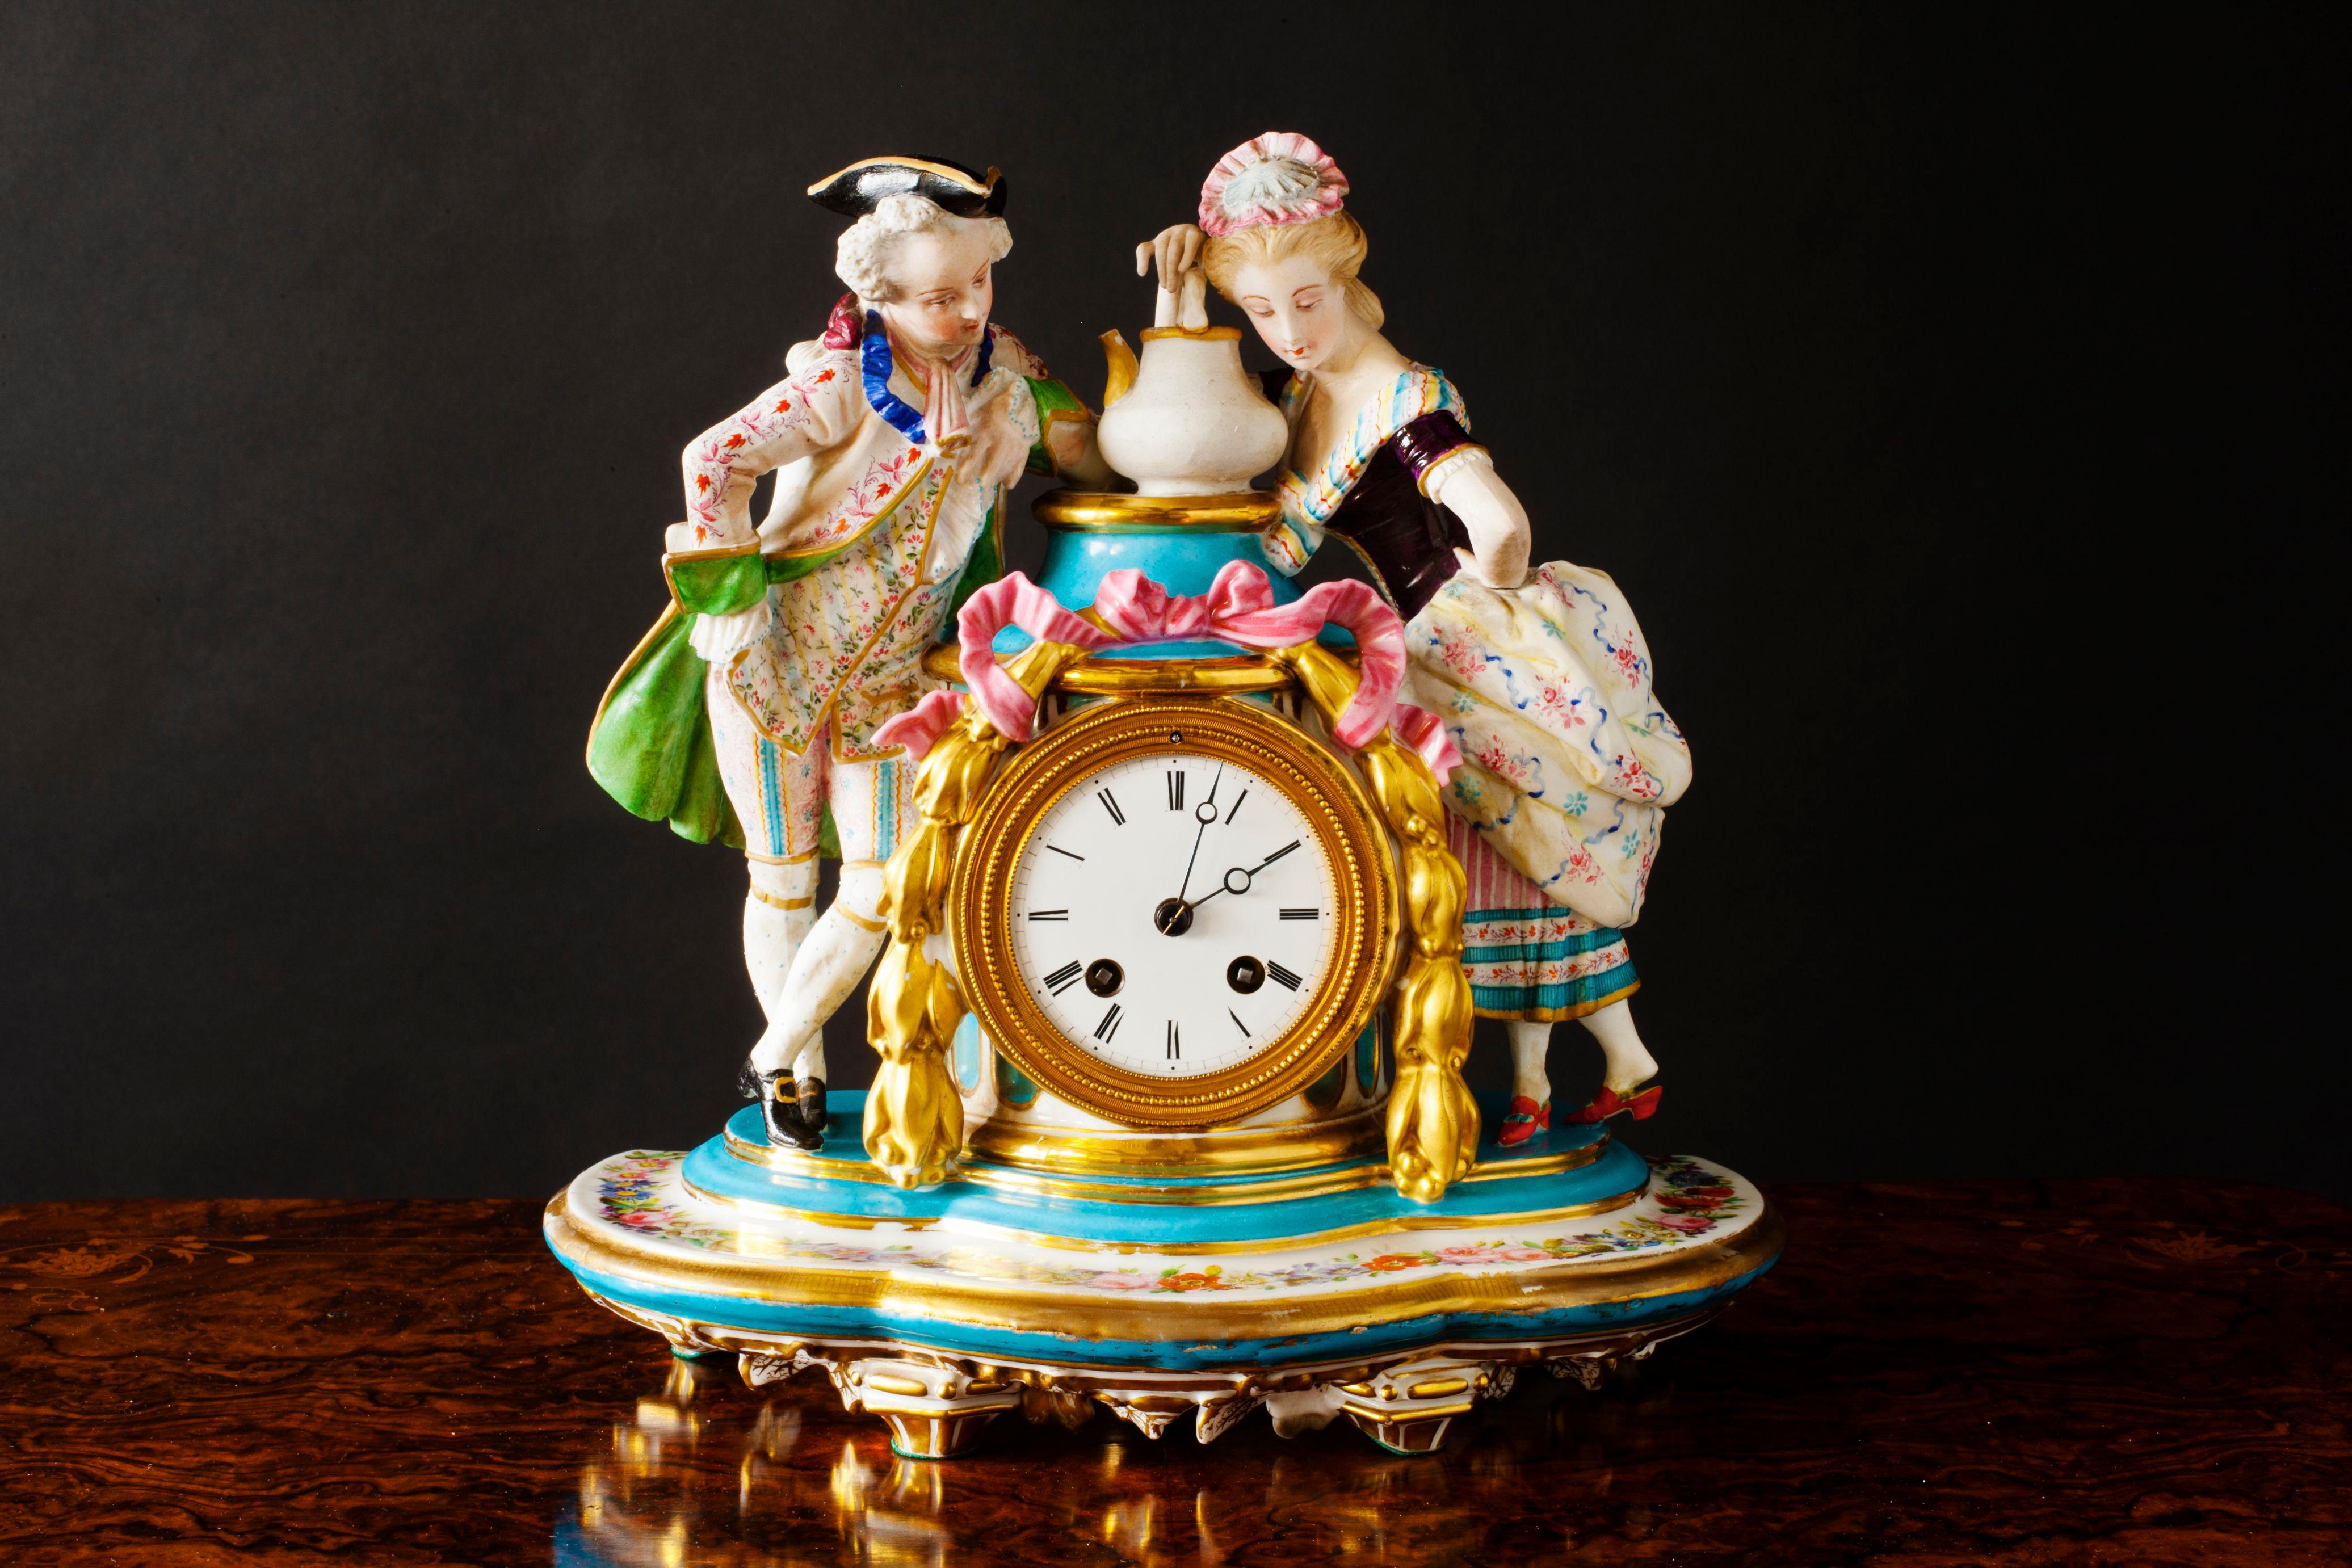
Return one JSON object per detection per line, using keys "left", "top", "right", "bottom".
{"left": 1094, "top": 272, "right": 1290, "bottom": 497}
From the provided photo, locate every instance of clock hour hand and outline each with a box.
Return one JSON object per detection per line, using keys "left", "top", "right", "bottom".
{"left": 1191, "top": 839, "right": 1301, "bottom": 907}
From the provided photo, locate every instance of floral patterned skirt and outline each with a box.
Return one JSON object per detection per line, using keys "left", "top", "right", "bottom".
{"left": 1449, "top": 814, "right": 1639, "bottom": 1021}
{"left": 1406, "top": 561, "right": 1693, "bottom": 933}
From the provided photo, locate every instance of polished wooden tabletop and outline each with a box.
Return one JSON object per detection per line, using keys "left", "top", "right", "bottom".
{"left": 1, "top": 1176, "right": 2345, "bottom": 1565}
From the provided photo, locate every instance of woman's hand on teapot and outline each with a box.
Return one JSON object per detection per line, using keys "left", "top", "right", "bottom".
{"left": 1135, "top": 224, "right": 1207, "bottom": 293}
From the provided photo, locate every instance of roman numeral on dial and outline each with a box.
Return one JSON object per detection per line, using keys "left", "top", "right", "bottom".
{"left": 1094, "top": 1004, "right": 1123, "bottom": 1042}
{"left": 1098, "top": 789, "right": 1125, "bottom": 825}
{"left": 1165, "top": 1020, "right": 1180, "bottom": 1061}
{"left": 1267, "top": 961, "right": 1303, "bottom": 991}
{"left": 1280, "top": 907, "right": 1320, "bottom": 920}
{"left": 1166, "top": 771, "right": 1184, "bottom": 811}
{"left": 1043, "top": 961, "right": 1083, "bottom": 996}
{"left": 1027, "top": 909, "right": 1068, "bottom": 921}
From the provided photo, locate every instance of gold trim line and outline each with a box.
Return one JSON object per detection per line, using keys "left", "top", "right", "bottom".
{"left": 960, "top": 1104, "right": 1388, "bottom": 1177}
{"left": 719, "top": 1120, "right": 1611, "bottom": 1203}
{"left": 1473, "top": 978, "right": 1641, "bottom": 1024}
{"left": 805, "top": 157, "right": 997, "bottom": 200}
{"left": 1033, "top": 490, "right": 1280, "bottom": 530}
{"left": 1413, "top": 443, "right": 1492, "bottom": 501}
{"left": 922, "top": 643, "right": 1332, "bottom": 696}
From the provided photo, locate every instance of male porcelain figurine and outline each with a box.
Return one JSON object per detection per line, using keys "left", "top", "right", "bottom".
{"left": 588, "top": 155, "right": 1108, "bottom": 1148}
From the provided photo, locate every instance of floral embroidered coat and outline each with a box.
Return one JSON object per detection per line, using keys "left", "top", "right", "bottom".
{"left": 587, "top": 324, "right": 1087, "bottom": 847}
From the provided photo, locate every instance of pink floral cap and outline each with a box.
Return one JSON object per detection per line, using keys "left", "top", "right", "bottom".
{"left": 1198, "top": 132, "right": 1349, "bottom": 237}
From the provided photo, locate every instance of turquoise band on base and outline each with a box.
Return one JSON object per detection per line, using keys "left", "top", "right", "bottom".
{"left": 683, "top": 1093, "right": 1633, "bottom": 1249}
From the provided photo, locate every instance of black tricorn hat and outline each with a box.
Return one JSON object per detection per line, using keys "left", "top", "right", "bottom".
{"left": 806, "top": 156, "right": 1006, "bottom": 219}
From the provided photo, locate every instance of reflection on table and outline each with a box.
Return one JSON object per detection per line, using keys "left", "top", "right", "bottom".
{"left": 551, "top": 1351, "right": 1678, "bottom": 1566}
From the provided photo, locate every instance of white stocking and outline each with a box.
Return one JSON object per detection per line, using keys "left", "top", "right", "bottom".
{"left": 1505, "top": 1021, "right": 1553, "bottom": 1105}
{"left": 1578, "top": 999, "right": 1659, "bottom": 1093}
{"left": 794, "top": 1037, "right": 829, "bottom": 1086}
{"left": 742, "top": 860, "right": 817, "bottom": 1031}
{"left": 748, "top": 864, "right": 889, "bottom": 1081}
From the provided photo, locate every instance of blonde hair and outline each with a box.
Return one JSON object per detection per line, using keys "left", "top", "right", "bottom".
{"left": 1202, "top": 210, "right": 1384, "bottom": 330}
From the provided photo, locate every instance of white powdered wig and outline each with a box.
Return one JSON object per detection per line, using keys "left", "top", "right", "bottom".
{"left": 835, "top": 193, "right": 1013, "bottom": 303}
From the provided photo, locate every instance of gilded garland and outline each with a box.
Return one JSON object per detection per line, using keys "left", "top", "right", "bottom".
{"left": 863, "top": 637, "right": 1474, "bottom": 1201}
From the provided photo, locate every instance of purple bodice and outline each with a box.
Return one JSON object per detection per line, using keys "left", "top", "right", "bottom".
{"left": 1263, "top": 371, "right": 1476, "bottom": 621}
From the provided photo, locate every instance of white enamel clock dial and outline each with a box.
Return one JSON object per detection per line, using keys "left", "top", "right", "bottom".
{"left": 1009, "top": 753, "right": 1341, "bottom": 1079}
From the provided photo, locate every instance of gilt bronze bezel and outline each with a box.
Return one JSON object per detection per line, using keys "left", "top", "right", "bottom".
{"left": 951, "top": 695, "right": 1401, "bottom": 1130}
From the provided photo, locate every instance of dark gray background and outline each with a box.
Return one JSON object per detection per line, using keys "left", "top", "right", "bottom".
{"left": 2, "top": 5, "right": 2335, "bottom": 1201}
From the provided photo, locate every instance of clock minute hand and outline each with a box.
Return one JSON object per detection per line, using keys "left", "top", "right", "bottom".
{"left": 1173, "top": 764, "right": 1225, "bottom": 905}
{"left": 1192, "top": 839, "right": 1301, "bottom": 907}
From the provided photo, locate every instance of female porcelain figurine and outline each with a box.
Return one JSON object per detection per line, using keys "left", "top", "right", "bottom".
{"left": 1142, "top": 133, "right": 1692, "bottom": 1145}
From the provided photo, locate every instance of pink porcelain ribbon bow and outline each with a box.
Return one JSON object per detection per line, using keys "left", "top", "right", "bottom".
{"left": 874, "top": 561, "right": 1459, "bottom": 779}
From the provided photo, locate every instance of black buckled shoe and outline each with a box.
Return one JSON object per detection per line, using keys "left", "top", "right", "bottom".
{"left": 740, "top": 1056, "right": 817, "bottom": 1149}
{"left": 795, "top": 1077, "right": 828, "bottom": 1141}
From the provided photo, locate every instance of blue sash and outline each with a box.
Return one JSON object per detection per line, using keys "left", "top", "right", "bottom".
{"left": 860, "top": 311, "right": 994, "bottom": 442}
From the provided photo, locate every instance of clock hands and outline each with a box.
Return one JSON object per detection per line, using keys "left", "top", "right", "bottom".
{"left": 1157, "top": 765, "right": 1225, "bottom": 937}
{"left": 1135, "top": 768, "right": 1305, "bottom": 935}
{"left": 1191, "top": 839, "right": 1301, "bottom": 908}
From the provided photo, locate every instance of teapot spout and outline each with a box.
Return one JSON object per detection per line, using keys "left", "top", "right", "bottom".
{"left": 1099, "top": 330, "right": 1139, "bottom": 409}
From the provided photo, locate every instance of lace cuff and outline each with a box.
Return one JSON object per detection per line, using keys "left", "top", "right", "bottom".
{"left": 1416, "top": 443, "right": 1493, "bottom": 505}
{"left": 688, "top": 591, "right": 774, "bottom": 661}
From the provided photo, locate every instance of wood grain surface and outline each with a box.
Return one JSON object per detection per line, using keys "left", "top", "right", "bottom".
{"left": 0, "top": 1178, "right": 2345, "bottom": 1565}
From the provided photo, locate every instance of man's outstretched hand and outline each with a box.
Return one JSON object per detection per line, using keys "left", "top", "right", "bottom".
{"left": 960, "top": 388, "right": 1032, "bottom": 492}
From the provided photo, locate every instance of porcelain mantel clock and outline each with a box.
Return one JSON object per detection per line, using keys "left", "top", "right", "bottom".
{"left": 957, "top": 692, "right": 1397, "bottom": 1128}
{"left": 548, "top": 142, "right": 1780, "bottom": 1462}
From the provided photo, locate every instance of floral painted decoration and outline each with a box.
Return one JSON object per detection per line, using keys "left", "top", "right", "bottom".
{"left": 581, "top": 1152, "right": 1749, "bottom": 1296}
{"left": 595, "top": 1152, "right": 734, "bottom": 1250}
{"left": 1198, "top": 132, "right": 1350, "bottom": 236}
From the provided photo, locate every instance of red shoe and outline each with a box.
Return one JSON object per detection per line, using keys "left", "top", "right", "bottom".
{"left": 1564, "top": 1081, "right": 1663, "bottom": 1125}
{"left": 1497, "top": 1095, "right": 1551, "bottom": 1148}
